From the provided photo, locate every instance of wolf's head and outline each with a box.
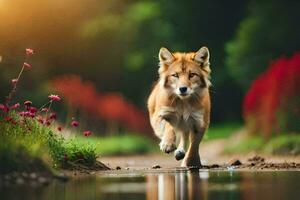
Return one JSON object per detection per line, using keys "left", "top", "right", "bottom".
{"left": 158, "top": 47, "right": 211, "bottom": 100}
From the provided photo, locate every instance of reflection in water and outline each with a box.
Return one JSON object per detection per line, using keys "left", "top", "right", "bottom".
{"left": 146, "top": 170, "right": 206, "bottom": 200}
{"left": 1, "top": 171, "right": 300, "bottom": 200}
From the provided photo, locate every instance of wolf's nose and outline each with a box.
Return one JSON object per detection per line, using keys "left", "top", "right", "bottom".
{"left": 179, "top": 87, "right": 187, "bottom": 94}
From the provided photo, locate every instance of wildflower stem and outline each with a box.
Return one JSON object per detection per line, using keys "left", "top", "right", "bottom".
{"left": 6, "top": 55, "right": 29, "bottom": 105}
{"left": 38, "top": 101, "right": 51, "bottom": 111}
{"left": 45, "top": 100, "right": 53, "bottom": 121}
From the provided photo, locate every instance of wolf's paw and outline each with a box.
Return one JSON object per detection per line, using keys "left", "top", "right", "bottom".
{"left": 181, "top": 156, "right": 201, "bottom": 168}
{"left": 159, "top": 140, "right": 176, "bottom": 154}
{"left": 174, "top": 148, "right": 185, "bottom": 160}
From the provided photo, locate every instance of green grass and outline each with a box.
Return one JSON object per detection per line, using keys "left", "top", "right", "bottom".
{"left": 224, "top": 134, "right": 300, "bottom": 155}
{"left": 264, "top": 135, "right": 300, "bottom": 155}
{"left": 0, "top": 113, "right": 97, "bottom": 173}
{"left": 224, "top": 136, "right": 264, "bottom": 153}
{"left": 204, "top": 123, "right": 242, "bottom": 141}
{"left": 74, "top": 134, "right": 156, "bottom": 156}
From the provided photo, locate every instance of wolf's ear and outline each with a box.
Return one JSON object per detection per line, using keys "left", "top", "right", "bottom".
{"left": 194, "top": 46, "right": 210, "bottom": 67}
{"left": 159, "top": 47, "right": 174, "bottom": 65}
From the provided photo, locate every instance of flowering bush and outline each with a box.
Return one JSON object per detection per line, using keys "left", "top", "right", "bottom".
{"left": 51, "top": 75, "right": 150, "bottom": 134}
{"left": 0, "top": 49, "right": 97, "bottom": 171}
{"left": 243, "top": 53, "right": 300, "bottom": 137}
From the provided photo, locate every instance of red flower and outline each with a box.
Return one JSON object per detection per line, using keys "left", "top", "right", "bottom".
{"left": 11, "top": 79, "right": 18, "bottom": 86}
{"left": 4, "top": 117, "right": 13, "bottom": 122}
{"left": 45, "top": 120, "right": 51, "bottom": 126}
{"left": 29, "top": 107, "right": 38, "bottom": 113}
{"left": 19, "top": 111, "right": 34, "bottom": 118}
{"left": 41, "top": 108, "right": 49, "bottom": 112}
{"left": 25, "top": 48, "right": 34, "bottom": 56}
{"left": 71, "top": 120, "right": 79, "bottom": 127}
{"left": 57, "top": 126, "right": 63, "bottom": 131}
{"left": 37, "top": 117, "right": 44, "bottom": 124}
{"left": 83, "top": 130, "right": 92, "bottom": 137}
{"left": 0, "top": 104, "right": 10, "bottom": 113}
{"left": 10, "top": 103, "right": 20, "bottom": 110}
{"left": 49, "top": 112, "right": 57, "bottom": 120}
{"left": 24, "top": 100, "right": 32, "bottom": 106}
{"left": 23, "top": 62, "right": 32, "bottom": 69}
{"left": 48, "top": 94, "right": 61, "bottom": 102}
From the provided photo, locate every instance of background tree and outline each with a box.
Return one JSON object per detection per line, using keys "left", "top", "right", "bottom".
{"left": 226, "top": 0, "right": 300, "bottom": 91}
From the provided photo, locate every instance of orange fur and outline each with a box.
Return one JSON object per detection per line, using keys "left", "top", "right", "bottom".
{"left": 147, "top": 47, "right": 211, "bottom": 167}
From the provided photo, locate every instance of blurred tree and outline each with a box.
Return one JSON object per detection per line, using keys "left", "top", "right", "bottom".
{"left": 0, "top": 0, "right": 249, "bottom": 125}
{"left": 226, "top": 0, "right": 300, "bottom": 90}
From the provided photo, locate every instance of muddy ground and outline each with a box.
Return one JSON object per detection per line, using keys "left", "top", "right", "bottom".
{"left": 98, "top": 140, "right": 300, "bottom": 172}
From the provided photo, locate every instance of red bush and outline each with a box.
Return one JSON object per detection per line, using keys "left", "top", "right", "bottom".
{"left": 51, "top": 75, "right": 150, "bottom": 134}
{"left": 243, "top": 53, "right": 300, "bottom": 137}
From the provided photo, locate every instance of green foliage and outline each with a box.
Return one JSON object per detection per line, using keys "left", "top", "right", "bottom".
{"left": 204, "top": 123, "right": 241, "bottom": 141}
{"left": 224, "top": 134, "right": 300, "bottom": 155}
{"left": 226, "top": 0, "right": 300, "bottom": 90}
{"left": 264, "top": 135, "right": 300, "bottom": 155}
{"left": 224, "top": 136, "right": 264, "bottom": 154}
{"left": 0, "top": 113, "right": 97, "bottom": 172}
{"left": 75, "top": 134, "right": 156, "bottom": 156}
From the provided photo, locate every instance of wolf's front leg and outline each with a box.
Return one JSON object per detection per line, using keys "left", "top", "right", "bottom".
{"left": 159, "top": 123, "right": 176, "bottom": 153}
{"left": 174, "top": 131, "right": 188, "bottom": 160}
{"left": 182, "top": 128, "right": 205, "bottom": 167}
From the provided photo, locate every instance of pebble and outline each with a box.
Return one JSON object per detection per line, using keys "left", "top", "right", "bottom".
{"left": 152, "top": 164, "right": 161, "bottom": 169}
{"left": 16, "top": 177, "right": 25, "bottom": 185}
{"left": 29, "top": 173, "right": 37, "bottom": 180}
{"left": 231, "top": 159, "right": 242, "bottom": 166}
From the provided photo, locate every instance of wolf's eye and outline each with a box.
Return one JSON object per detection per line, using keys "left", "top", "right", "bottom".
{"left": 172, "top": 73, "right": 179, "bottom": 78}
{"left": 189, "top": 73, "right": 197, "bottom": 78}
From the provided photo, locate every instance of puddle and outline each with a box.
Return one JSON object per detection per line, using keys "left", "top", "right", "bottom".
{"left": 1, "top": 170, "right": 300, "bottom": 200}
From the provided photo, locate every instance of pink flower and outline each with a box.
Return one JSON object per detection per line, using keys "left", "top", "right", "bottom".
{"left": 10, "top": 103, "right": 20, "bottom": 110}
{"left": 23, "top": 62, "right": 32, "bottom": 69}
{"left": 4, "top": 117, "right": 13, "bottom": 122}
{"left": 37, "top": 118, "right": 44, "bottom": 124}
{"left": 48, "top": 94, "right": 61, "bottom": 102}
{"left": 0, "top": 104, "right": 10, "bottom": 113}
{"left": 29, "top": 107, "right": 38, "bottom": 113}
{"left": 71, "top": 120, "right": 79, "bottom": 127}
{"left": 24, "top": 100, "right": 32, "bottom": 106}
{"left": 19, "top": 111, "right": 33, "bottom": 117}
{"left": 41, "top": 108, "right": 49, "bottom": 112}
{"left": 45, "top": 121, "right": 51, "bottom": 126}
{"left": 57, "top": 126, "right": 63, "bottom": 131}
{"left": 25, "top": 48, "right": 34, "bottom": 56}
{"left": 49, "top": 112, "right": 57, "bottom": 120}
{"left": 11, "top": 79, "right": 18, "bottom": 86}
{"left": 83, "top": 130, "right": 92, "bottom": 137}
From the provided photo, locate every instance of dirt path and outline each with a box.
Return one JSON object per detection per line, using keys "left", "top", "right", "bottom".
{"left": 100, "top": 139, "right": 300, "bottom": 171}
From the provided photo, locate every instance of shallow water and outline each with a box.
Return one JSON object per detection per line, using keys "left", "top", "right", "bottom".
{"left": 1, "top": 170, "right": 300, "bottom": 200}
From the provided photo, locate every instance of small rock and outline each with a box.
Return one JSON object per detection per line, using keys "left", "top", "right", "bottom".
{"left": 211, "top": 164, "right": 220, "bottom": 168}
{"left": 4, "top": 175, "right": 11, "bottom": 180}
{"left": 152, "top": 164, "right": 161, "bottom": 169}
{"left": 16, "top": 177, "right": 25, "bottom": 185}
{"left": 231, "top": 159, "right": 242, "bottom": 166}
{"left": 38, "top": 177, "right": 49, "bottom": 185}
{"left": 116, "top": 166, "right": 121, "bottom": 170}
{"left": 55, "top": 173, "right": 69, "bottom": 182}
{"left": 29, "top": 173, "right": 37, "bottom": 180}
{"left": 248, "top": 155, "right": 265, "bottom": 163}
{"left": 22, "top": 172, "right": 28, "bottom": 178}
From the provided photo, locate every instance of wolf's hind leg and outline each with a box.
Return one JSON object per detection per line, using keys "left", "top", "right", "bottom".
{"left": 181, "top": 128, "right": 205, "bottom": 167}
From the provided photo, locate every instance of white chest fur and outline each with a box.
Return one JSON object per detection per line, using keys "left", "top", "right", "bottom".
{"left": 158, "top": 104, "right": 205, "bottom": 130}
